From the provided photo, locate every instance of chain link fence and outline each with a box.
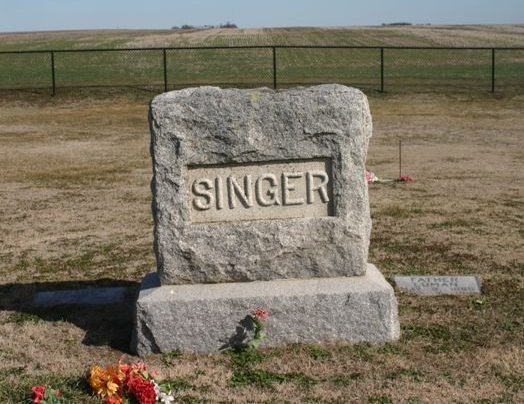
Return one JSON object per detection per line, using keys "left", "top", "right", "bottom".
{"left": 0, "top": 51, "right": 51, "bottom": 90}
{"left": 0, "top": 46, "right": 522, "bottom": 95}
{"left": 495, "top": 49, "right": 524, "bottom": 91}
{"left": 166, "top": 47, "right": 273, "bottom": 89}
{"left": 55, "top": 49, "right": 165, "bottom": 89}
{"left": 383, "top": 48, "right": 493, "bottom": 92}
{"left": 276, "top": 47, "right": 380, "bottom": 90}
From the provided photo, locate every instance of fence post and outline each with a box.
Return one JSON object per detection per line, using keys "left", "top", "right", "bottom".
{"left": 272, "top": 46, "right": 277, "bottom": 90}
{"left": 380, "top": 47, "right": 384, "bottom": 93}
{"left": 50, "top": 51, "right": 56, "bottom": 96}
{"left": 491, "top": 48, "right": 495, "bottom": 93}
{"left": 163, "top": 48, "right": 168, "bottom": 92}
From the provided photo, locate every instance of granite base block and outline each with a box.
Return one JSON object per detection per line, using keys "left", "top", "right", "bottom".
{"left": 131, "top": 264, "right": 399, "bottom": 355}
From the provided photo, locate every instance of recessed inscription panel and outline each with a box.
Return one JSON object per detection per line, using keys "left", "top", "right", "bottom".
{"left": 188, "top": 159, "right": 333, "bottom": 223}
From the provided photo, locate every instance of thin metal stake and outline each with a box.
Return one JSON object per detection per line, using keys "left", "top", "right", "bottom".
{"left": 399, "top": 139, "right": 402, "bottom": 179}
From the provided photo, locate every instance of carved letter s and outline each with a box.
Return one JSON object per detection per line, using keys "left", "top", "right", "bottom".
{"left": 192, "top": 178, "right": 214, "bottom": 210}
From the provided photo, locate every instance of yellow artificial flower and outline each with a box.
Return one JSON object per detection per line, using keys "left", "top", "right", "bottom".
{"left": 88, "top": 364, "right": 124, "bottom": 398}
{"left": 105, "top": 380, "right": 119, "bottom": 396}
{"left": 88, "top": 365, "right": 105, "bottom": 394}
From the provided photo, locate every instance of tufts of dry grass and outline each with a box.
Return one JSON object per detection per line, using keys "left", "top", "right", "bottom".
{"left": 0, "top": 90, "right": 522, "bottom": 402}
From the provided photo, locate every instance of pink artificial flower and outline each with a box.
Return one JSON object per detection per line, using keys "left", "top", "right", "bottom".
{"left": 365, "top": 170, "right": 375, "bottom": 183}
{"left": 252, "top": 307, "right": 269, "bottom": 322}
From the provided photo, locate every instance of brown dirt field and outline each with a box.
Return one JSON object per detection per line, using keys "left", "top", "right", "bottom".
{"left": 123, "top": 25, "right": 524, "bottom": 47}
{"left": 0, "top": 90, "right": 522, "bottom": 402}
{"left": 1, "top": 25, "right": 523, "bottom": 50}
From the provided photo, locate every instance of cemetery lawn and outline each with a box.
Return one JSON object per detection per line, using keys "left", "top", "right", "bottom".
{"left": 0, "top": 90, "right": 523, "bottom": 402}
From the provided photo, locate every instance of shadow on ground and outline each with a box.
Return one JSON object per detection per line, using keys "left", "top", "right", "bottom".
{"left": 0, "top": 279, "right": 139, "bottom": 353}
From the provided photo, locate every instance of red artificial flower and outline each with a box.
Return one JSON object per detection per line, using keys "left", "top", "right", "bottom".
{"left": 398, "top": 175, "right": 413, "bottom": 182}
{"left": 104, "top": 396, "right": 123, "bottom": 404}
{"left": 119, "top": 360, "right": 150, "bottom": 383}
{"left": 252, "top": 307, "right": 269, "bottom": 322}
{"left": 31, "top": 385, "right": 46, "bottom": 404}
{"left": 127, "top": 376, "right": 157, "bottom": 404}
{"left": 119, "top": 362, "right": 130, "bottom": 375}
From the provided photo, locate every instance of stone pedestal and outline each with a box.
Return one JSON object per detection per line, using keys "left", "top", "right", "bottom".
{"left": 132, "top": 264, "right": 399, "bottom": 355}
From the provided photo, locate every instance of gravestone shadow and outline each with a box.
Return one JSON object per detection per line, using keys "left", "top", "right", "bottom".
{"left": 219, "top": 315, "right": 255, "bottom": 351}
{"left": 0, "top": 279, "right": 139, "bottom": 353}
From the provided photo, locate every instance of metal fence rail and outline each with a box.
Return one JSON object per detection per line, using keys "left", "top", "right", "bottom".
{"left": 0, "top": 46, "right": 523, "bottom": 95}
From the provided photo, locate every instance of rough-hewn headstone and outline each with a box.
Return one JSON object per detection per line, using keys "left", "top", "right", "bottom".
{"left": 132, "top": 84, "right": 399, "bottom": 355}
{"left": 150, "top": 85, "right": 372, "bottom": 284}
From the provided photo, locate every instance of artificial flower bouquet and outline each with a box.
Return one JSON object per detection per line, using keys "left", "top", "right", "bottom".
{"left": 365, "top": 169, "right": 414, "bottom": 184}
{"left": 88, "top": 359, "right": 174, "bottom": 404}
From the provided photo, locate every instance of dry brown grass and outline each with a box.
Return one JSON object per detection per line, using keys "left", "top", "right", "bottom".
{"left": 0, "top": 90, "right": 522, "bottom": 402}
{"left": 0, "top": 95, "right": 153, "bottom": 284}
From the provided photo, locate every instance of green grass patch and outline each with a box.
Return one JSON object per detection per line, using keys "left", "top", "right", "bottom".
{"left": 377, "top": 343, "right": 401, "bottom": 355}
{"left": 0, "top": 374, "right": 87, "bottom": 404}
{"left": 330, "top": 372, "right": 362, "bottom": 386}
{"left": 228, "top": 348, "right": 317, "bottom": 390}
{"left": 305, "top": 345, "right": 333, "bottom": 360}
{"left": 6, "top": 312, "right": 41, "bottom": 324}
{"left": 230, "top": 368, "right": 284, "bottom": 388}
{"left": 380, "top": 205, "right": 412, "bottom": 218}
{"left": 402, "top": 324, "right": 452, "bottom": 341}
{"left": 11, "top": 241, "right": 152, "bottom": 282}
{"left": 162, "top": 377, "right": 193, "bottom": 392}
{"left": 23, "top": 165, "right": 137, "bottom": 189}
{"left": 336, "top": 342, "right": 374, "bottom": 361}
{"left": 368, "top": 396, "right": 393, "bottom": 404}
{"left": 386, "top": 367, "right": 426, "bottom": 381}
{"left": 491, "top": 365, "right": 524, "bottom": 392}
{"left": 429, "top": 218, "right": 483, "bottom": 229}
{"left": 228, "top": 348, "right": 265, "bottom": 368}
{"left": 161, "top": 349, "right": 183, "bottom": 365}
{"left": 230, "top": 368, "right": 317, "bottom": 389}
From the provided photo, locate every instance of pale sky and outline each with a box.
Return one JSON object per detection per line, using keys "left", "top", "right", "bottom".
{"left": 1, "top": 0, "right": 523, "bottom": 32}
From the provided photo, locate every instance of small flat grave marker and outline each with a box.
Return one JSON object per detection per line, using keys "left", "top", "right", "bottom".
{"left": 33, "top": 287, "right": 128, "bottom": 306}
{"left": 394, "top": 275, "right": 482, "bottom": 296}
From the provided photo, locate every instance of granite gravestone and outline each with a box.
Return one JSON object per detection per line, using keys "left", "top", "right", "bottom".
{"left": 132, "top": 85, "right": 400, "bottom": 355}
